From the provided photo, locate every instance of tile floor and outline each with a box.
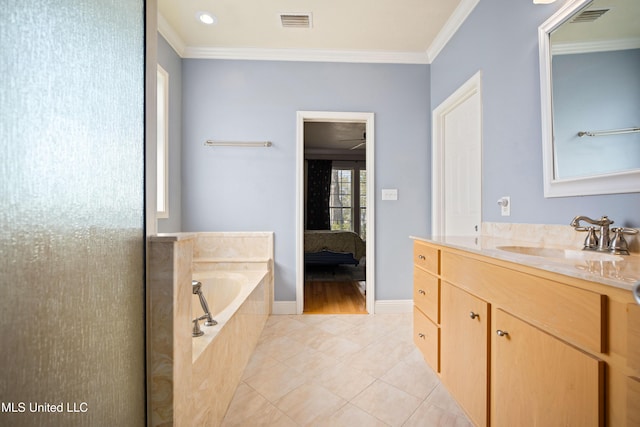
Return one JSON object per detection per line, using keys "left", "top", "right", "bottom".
{"left": 221, "top": 313, "right": 473, "bottom": 426}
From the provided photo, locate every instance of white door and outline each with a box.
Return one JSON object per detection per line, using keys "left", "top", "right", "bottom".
{"left": 433, "top": 72, "right": 482, "bottom": 236}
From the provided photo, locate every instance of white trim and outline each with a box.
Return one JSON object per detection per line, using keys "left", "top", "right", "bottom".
{"left": 539, "top": 0, "right": 640, "bottom": 197}
{"left": 427, "top": 0, "right": 480, "bottom": 62}
{"left": 182, "top": 46, "right": 429, "bottom": 64}
{"left": 156, "top": 65, "right": 170, "bottom": 219}
{"left": 296, "top": 111, "right": 375, "bottom": 315}
{"left": 432, "top": 71, "right": 483, "bottom": 236}
{"left": 158, "top": 12, "right": 186, "bottom": 57}
{"left": 374, "top": 300, "right": 413, "bottom": 314}
{"left": 552, "top": 37, "right": 640, "bottom": 55}
{"left": 272, "top": 301, "right": 297, "bottom": 315}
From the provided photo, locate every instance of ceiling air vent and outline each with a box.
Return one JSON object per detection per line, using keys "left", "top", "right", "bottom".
{"left": 280, "top": 13, "right": 312, "bottom": 29}
{"left": 570, "top": 9, "right": 610, "bottom": 23}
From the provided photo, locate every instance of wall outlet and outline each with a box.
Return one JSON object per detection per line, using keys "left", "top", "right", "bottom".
{"left": 498, "top": 196, "right": 510, "bottom": 216}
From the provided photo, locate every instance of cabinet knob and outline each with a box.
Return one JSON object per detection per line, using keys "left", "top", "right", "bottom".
{"left": 418, "top": 255, "right": 426, "bottom": 260}
{"left": 418, "top": 333, "right": 425, "bottom": 339}
{"left": 418, "top": 289, "right": 426, "bottom": 295}
{"left": 469, "top": 311, "right": 479, "bottom": 320}
{"left": 496, "top": 330, "right": 509, "bottom": 337}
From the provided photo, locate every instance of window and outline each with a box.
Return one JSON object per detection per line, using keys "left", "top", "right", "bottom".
{"left": 329, "top": 163, "right": 366, "bottom": 239}
{"left": 156, "top": 65, "right": 169, "bottom": 218}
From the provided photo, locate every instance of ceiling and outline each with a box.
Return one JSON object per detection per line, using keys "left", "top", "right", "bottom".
{"left": 157, "top": 0, "right": 474, "bottom": 63}
{"left": 304, "top": 122, "right": 367, "bottom": 151}
{"left": 552, "top": 0, "right": 640, "bottom": 45}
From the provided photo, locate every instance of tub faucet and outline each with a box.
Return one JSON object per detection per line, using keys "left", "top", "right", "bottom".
{"left": 192, "top": 280, "right": 217, "bottom": 327}
{"left": 570, "top": 215, "right": 614, "bottom": 252}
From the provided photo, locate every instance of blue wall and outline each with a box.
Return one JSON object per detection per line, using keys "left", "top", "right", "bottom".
{"left": 431, "top": 0, "right": 640, "bottom": 227}
{"left": 181, "top": 59, "right": 430, "bottom": 301}
{"left": 160, "top": 0, "right": 640, "bottom": 303}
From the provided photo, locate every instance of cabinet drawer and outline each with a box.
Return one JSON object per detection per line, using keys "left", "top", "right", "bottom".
{"left": 413, "top": 308, "right": 440, "bottom": 373}
{"left": 414, "top": 268, "right": 440, "bottom": 323}
{"left": 414, "top": 241, "right": 439, "bottom": 274}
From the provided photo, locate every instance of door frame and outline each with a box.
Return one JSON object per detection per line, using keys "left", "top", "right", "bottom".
{"left": 296, "top": 111, "right": 375, "bottom": 315}
{"left": 432, "top": 71, "right": 482, "bottom": 236}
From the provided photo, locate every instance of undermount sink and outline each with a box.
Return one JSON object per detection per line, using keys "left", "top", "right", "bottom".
{"left": 496, "top": 246, "right": 624, "bottom": 262}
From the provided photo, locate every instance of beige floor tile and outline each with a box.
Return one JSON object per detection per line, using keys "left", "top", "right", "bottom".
{"left": 380, "top": 359, "right": 440, "bottom": 400}
{"left": 314, "top": 316, "right": 359, "bottom": 335}
{"left": 424, "top": 384, "right": 469, "bottom": 419}
{"left": 253, "top": 335, "right": 309, "bottom": 362}
{"left": 241, "top": 350, "right": 281, "bottom": 380}
{"left": 314, "top": 333, "right": 364, "bottom": 359}
{"left": 243, "top": 361, "right": 307, "bottom": 402}
{"left": 222, "top": 314, "right": 472, "bottom": 427}
{"left": 286, "top": 324, "right": 338, "bottom": 350}
{"left": 310, "top": 360, "right": 377, "bottom": 401}
{"left": 315, "top": 402, "right": 390, "bottom": 427}
{"left": 282, "top": 347, "right": 338, "bottom": 378}
{"left": 274, "top": 383, "right": 346, "bottom": 425}
{"left": 403, "top": 400, "right": 474, "bottom": 427}
{"left": 351, "top": 380, "right": 423, "bottom": 427}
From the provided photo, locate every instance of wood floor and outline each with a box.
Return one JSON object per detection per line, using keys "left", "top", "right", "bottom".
{"left": 303, "top": 281, "right": 367, "bottom": 314}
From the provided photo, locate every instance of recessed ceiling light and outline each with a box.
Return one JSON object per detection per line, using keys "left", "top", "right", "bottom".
{"left": 196, "top": 11, "right": 217, "bottom": 25}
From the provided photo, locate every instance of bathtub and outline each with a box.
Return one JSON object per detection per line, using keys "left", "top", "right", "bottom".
{"left": 189, "top": 269, "right": 270, "bottom": 425}
{"left": 191, "top": 270, "right": 268, "bottom": 362}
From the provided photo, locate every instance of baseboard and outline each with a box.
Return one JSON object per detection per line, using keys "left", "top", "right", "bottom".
{"left": 374, "top": 300, "right": 413, "bottom": 314}
{"left": 272, "top": 301, "right": 297, "bottom": 315}
{"left": 272, "top": 299, "right": 413, "bottom": 315}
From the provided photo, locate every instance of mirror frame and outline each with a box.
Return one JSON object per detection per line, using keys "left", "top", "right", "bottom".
{"left": 538, "top": 0, "right": 640, "bottom": 197}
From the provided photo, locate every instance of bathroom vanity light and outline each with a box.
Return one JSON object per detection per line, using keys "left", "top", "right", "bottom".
{"left": 196, "top": 11, "right": 217, "bottom": 25}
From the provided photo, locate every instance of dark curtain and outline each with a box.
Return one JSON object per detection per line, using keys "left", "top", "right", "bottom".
{"left": 306, "top": 160, "right": 332, "bottom": 230}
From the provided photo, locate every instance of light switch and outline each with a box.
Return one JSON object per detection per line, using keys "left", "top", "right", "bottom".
{"left": 382, "top": 189, "right": 398, "bottom": 200}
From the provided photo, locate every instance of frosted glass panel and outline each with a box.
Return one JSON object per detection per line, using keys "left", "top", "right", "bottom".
{"left": 0, "top": 1, "right": 145, "bottom": 426}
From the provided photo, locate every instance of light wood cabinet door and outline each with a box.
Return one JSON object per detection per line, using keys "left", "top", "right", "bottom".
{"left": 493, "top": 309, "right": 604, "bottom": 427}
{"left": 441, "top": 282, "right": 489, "bottom": 427}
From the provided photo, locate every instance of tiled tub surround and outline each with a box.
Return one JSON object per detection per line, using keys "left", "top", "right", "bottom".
{"left": 148, "top": 232, "right": 274, "bottom": 427}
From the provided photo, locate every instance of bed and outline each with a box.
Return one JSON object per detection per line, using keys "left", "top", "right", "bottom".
{"left": 304, "top": 230, "right": 366, "bottom": 266}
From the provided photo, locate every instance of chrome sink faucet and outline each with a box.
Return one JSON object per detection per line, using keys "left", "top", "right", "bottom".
{"left": 570, "top": 215, "right": 638, "bottom": 255}
{"left": 570, "top": 215, "right": 613, "bottom": 252}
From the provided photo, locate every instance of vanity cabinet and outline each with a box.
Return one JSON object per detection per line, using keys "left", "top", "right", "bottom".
{"left": 413, "top": 241, "right": 440, "bottom": 373}
{"left": 412, "top": 239, "right": 638, "bottom": 426}
{"left": 440, "top": 282, "right": 489, "bottom": 427}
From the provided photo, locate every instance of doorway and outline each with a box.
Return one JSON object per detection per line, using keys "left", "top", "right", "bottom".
{"left": 296, "top": 111, "right": 375, "bottom": 315}
{"left": 432, "top": 72, "right": 482, "bottom": 237}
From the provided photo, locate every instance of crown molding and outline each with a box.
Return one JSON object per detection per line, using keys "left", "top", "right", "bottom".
{"left": 158, "top": 0, "right": 480, "bottom": 65}
{"left": 158, "top": 12, "right": 186, "bottom": 57}
{"left": 427, "top": 0, "right": 480, "bottom": 62}
{"left": 182, "top": 46, "right": 429, "bottom": 64}
{"left": 552, "top": 37, "right": 640, "bottom": 55}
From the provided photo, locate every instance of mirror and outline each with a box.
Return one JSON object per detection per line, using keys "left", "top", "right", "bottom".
{"left": 539, "top": 0, "right": 640, "bottom": 197}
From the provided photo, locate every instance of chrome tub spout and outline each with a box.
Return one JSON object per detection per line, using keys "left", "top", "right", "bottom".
{"left": 192, "top": 280, "right": 217, "bottom": 327}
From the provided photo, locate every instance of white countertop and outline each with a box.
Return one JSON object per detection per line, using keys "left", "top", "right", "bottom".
{"left": 411, "top": 235, "right": 640, "bottom": 292}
